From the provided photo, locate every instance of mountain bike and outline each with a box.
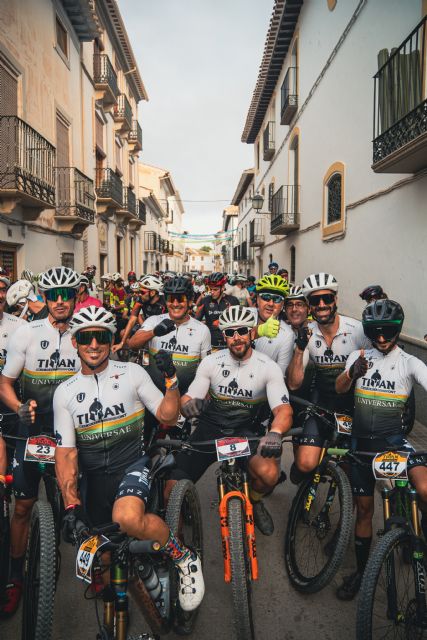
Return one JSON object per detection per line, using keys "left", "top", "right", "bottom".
{"left": 0, "top": 473, "right": 13, "bottom": 606}
{"left": 356, "top": 448, "right": 427, "bottom": 639}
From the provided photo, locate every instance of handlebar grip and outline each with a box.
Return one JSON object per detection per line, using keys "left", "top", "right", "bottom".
{"left": 289, "top": 395, "right": 314, "bottom": 408}
{"left": 128, "top": 539, "right": 161, "bottom": 554}
{"left": 286, "top": 427, "right": 303, "bottom": 437}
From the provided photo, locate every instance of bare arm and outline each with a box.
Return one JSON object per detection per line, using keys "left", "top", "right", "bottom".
{"left": 0, "top": 437, "right": 6, "bottom": 476}
{"left": 127, "top": 328, "right": 154, "bottom": 350}
{"left": 155, "top": 387, "right": 180, "bottom": 425}
{"left": 0, "top": 375, "right": 22, "bottom": 413}
{"left": 112, "top": 314, "right": 139, "bottom": 352}
{"left": 335, "top": 370, "right": 353, "bottom": 395}
{"left": 55, "top": 447, "right": 80, "bottom": 507}
{"left": 286, "top": 348, "right": 305, "bottom": 391}
{"left": 270, "top": 403, "right": 293, "bottom": 435}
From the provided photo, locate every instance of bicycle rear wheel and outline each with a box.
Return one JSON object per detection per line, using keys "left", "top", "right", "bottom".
{"left": 284, "top": 461, "right": 352, "bottom": 593}
{"left": 0, "top": 493, "right": 11, "bottom": 602}
{"left": 21, "top": 500, "right": 56, "bottom": 640}
{"left": 228, "top": 497, "right": 255, "bottom": 640}
{"left": 356, "top": 527, "right": 427, "bottom": 639}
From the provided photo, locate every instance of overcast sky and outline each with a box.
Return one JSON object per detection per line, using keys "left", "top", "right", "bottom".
{"left": 119, "top": 0, "right": 272, "bottom": 237}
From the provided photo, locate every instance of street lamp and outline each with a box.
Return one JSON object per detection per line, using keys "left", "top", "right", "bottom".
{"left": 251, "top": 191, "right": 264, "bottom": 211}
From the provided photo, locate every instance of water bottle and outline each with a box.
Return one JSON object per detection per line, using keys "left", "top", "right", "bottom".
{"left": 137, "top": 560, "right": 162, "bottom": 602}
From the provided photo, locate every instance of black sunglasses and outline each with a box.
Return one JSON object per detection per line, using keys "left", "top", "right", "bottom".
{"left": 75, "top": 330, "right": 113, "bottom": 345}
{"left": 45, "top": 287, "right": 77, "bottom": 302}
{"left": 223, "top": 326, "right": 251, "bottom": 338}
{"left": 308, "top": 293, "right": 336, "bottom": 306}
{"left": 363, "top": 324, "right": 401, "bottom": 342}
{"left": 259, "top": 293, "right": 284, "bottom": 304}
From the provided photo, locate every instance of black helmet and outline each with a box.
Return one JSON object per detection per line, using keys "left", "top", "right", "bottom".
{"left": 359, "top": 285, "right": 384, "bottom": 301}
{"left": 207, "top": 272, "right": 227, "bottom": 286}
{"left": 362, "top": 299, "right": 404, "bottom": 343}
{"left": 163, "top": 276, "right": 194, "bottom": 299}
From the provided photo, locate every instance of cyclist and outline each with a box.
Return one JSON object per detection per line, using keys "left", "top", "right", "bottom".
{"left": 54, "top": 306, "right": 204, "bottom": 611}
{"left": 268, "top": 261, "right": 279, "bottom": 275}
{"left": 359, "top": 284, "right": 388, "bottom": 304}
{"left": 75, "top": 275, "right": 102, "bottom": 312}
{"left": 124, "top": 270, "right": 137, "bottom": 294}
{"left": 286, "top": 272, "right": 371, "bottom": 481}
{"left": 0, "top": 266, "right": 81, "bottom": 616}
{"left": 334, "top": 299, "right": 427, "bottom": 600}
{"left": 195, "top": 272, "right": 239, "bottom": 350}
{"left": 6, "top": 279, "right": 48, "bottom": 321}
{"left": 226, "top": 274, "right": 252, "bottom": 307}
{"left": 278, "top": 268, "right": 289, "bottom": 281}
{"left": 168, "top": 305, "right": 293, "bottom": 536}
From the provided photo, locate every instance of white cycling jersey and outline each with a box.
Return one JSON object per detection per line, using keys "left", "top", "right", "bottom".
{"left": 250, "top": 309, "right": 294, "bottom": 375}
{"left": 54, "top": 360, "right": 163, "bottom": 473}
{"left": 0, "top": 313, "right": 26, "bottom": 373}
{"left": 187, "top": 348, "right": 290, "bottom": 430}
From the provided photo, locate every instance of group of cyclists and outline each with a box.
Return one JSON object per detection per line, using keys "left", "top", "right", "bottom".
{"left": 0, "top": 257, "right": 427, "bottom": 626}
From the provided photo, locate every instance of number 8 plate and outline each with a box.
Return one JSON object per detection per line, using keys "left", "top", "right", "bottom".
{"left": 216, "top": 437, "right": 251, "bottom": 462}
{"left": 373, "top": 451, "right": 409, "bottom": 480}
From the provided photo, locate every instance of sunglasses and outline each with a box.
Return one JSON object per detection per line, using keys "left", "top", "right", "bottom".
{"left": 308, "top": 293, "right": 335, "bottom": 306}
{"left": 45, "top": 287, "right": 77, "bottom": 302}
{"left": 223, "top": 326, "right": 251, "bottom": 338}
{"left": 75, "top": 329, "right": 113, "bottom": 345}
{"left": 363, "top": 324, "right": 401, "bottom": 342}
{"left": 259, "top": 293, "right": 284, "bottom": 304}
{"left": 166, "top": 294, "right": 187, "bottom": 303}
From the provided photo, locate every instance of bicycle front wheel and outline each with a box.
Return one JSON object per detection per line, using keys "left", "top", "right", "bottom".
{"left": 356, "top": 527, "right": 427, "bottom": 640}
{"left": 21, "top": 500, "right": 56, "bottom": 640}
{"left": 284, "top": 461, "right": 352, "bottom": 593}
{"left": 228, "top": 497, "right": 255, "bottom": 640}
{"left": 0, "top": 493, "right": 11, "bottom": 600}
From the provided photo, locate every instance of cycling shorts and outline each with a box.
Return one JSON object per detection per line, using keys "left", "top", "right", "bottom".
{"left": 12, "top": 438, "right": 50, "bottom": 499}
{"left": 350, "top": 435, "right": 423, "bottom": 497}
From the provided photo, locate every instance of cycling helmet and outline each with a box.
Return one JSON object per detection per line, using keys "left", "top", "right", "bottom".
{"left": 139, "top": 274, "right": 163, "bottom": 292}
{"left": 359, "top": 285, "right": 384, "bottom": 301}
{"left": 127, "top": 271, "right": 137, "bottom": 281}
{"left": 362, "top": 299, "right": 404, "bottom": 326}
{"left": 101, "top": 273, "right": 112, "bottom": 281}
{"left": 111, "top": 272, "right": 123, "bottom": 283}
{"left": 38, "top": 267, "right": 80, "bottom": 291}
{"left": 218, "top": 305, "right": 256, "bottom": 331}
{"left": 79, "top": 275, "right": 90, "bottom": 288}
{"left": 21, "top": 269, "right": 34, "bottom": 282}
{"left": 0, "top": 275, "right": 10, "bottom": 287}
{"left": 287, "top": 285, "right": 307, "bottom": 301}
{"left": 233, "top": 274, "right": 247, "bottom": 283}
{"left": 130, "top": 282, "right": 140, "bottom": 292}
{"left": 6, "top": 280, "right": 34, "bottom": 306}
{"left": 302, "top": 273, "right": 338, "bottom": 296}
{"left": 207, "top": 272, "right": 227, "bottom": 287}
{"left": 256, "top": 274, "right": 290, "bottom": 297}
{"left": 268, "top": 262, "right": 279, "bottom": 269}
{"left": 69, "top": 305, "right": 117, "bottom": 336}
{"left": 163, "top": 276, "right": 194, "bottom": 299}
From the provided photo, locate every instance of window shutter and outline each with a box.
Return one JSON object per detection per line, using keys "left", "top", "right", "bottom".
{"left": 95, "top": 115, "right": 104, "bottom": 151}
{"left": 0, "top": 62, "right": 18, "bottom": 116}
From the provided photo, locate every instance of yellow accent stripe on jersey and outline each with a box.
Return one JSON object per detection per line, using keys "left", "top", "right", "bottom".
{"left": 149, "top": 348, "right": 200, "bottom": 363}
{"left": 209, "top": 390, "right": 266, "bottom": 406}
{"left": 76, "top": 409, "right": 145, "bottom": 434}
{"left": 23, "top": 369, "right": 76, "bottom": 380}
{"left": 355, "top": 389, "right": 407, "bottom": 402}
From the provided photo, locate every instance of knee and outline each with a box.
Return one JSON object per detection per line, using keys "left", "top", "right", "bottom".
{"left": 414, "top": 481, "right": 427, "bottom": 504}
{"left": 13, "top": 500, "right": 34, "bottom": 521}
{"left": 112, "top": 500, "right": 145, "bottom": 537}
{"left": 356, "top": 500, "right": 374, "bottom": 523}
{"left": 255, "top": 460, "right": 279, "bottom": 488}
{"left": 296, "top": 455, "right": 317, "bottom": 474}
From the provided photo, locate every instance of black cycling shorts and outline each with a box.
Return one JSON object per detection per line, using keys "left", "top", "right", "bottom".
{"left": 12, "top": 437, "right": 49, "bottom": 499}
{"left": 350, "top": 435, "right": 423, "bottom": 497}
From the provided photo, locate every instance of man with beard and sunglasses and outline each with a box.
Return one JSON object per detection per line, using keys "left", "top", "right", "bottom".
{"left": 333, "top": 300, "right": 427, "bottom": 600}
{"left": 167, "top": 305, "right": 293, "bottom": 536}
{"left": 286, "top": 272, "right": 370, "bottom": 483}
{"left": 0, "top": 266, "right": 81, "bottom": 617}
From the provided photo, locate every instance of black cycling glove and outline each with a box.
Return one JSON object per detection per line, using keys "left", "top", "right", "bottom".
{"left": 257, "top": 431, "right": 283, "bottom": 458}
{"left": 17, "top": 400, "right": 36, "bottom": 426}
{"left": 295, "top": 327, "right": 310, "bottom": 351}
{"left": 62, "top": 505, "right": 91, "bottom": 544}
{"left": 154, "top": 350, "right": 176, "bottom": 378}
{"left": 349, "top": 354, "right": 368, "bottom": 380}
{"left": 153, "top": 319, "right": 176, "bottom": 337}
{"left": 181, "top": 398, "right": 209, "bottom": 419}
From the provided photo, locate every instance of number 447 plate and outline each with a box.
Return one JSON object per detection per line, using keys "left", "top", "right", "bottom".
{"left": 216, "top": 437, "right": 251, "bottom": 462}
{"left": 373, "top": 451, "right": 409, "bottom": 480}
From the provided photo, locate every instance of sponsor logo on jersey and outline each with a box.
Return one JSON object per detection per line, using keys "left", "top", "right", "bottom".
{"left": 315, "top": 340, "right": 321, "bottom": 348}
{"left": 218, "top": 377, "right": 253, "bottom": 398}
{"left": 222, "top": 369, "right": 230, "bottom": 378}
{"left": 159, "top": 338, "right": 189, "bottom": 353}
{"left": 40, "top": 340, "right": 49, "bottom": 349}
{"left": 36, "top": 356, "right": 77, "bottom": 369}
{"left": 76, "top": 400, "right": 126, "bottom": 425}
{"left": 314, "top": 354, "right": 347, "bottom": 365}
{"left": 77, "top": 393, "right": 85, "bottom": 403}
{"left": 361, "top": 370, "right": 396, "bottom": 391}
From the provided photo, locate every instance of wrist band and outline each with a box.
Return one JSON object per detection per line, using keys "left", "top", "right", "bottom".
{"left": 65, "top": 503, "right": 78, "bottom": 511}
{"left": 165, "top": 375, "right": 178, "bottom": 390}
{"left": 0, "top": 474, "right": 5, "bottom": 484}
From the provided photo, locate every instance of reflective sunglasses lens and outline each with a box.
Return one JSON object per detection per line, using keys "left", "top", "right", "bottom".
{"left": 75, "top": 330, "right": 112, "bottom": 345}
{"left": 46, "top": 287, "right": 77, "bottom": 301}
{"left": 308, "top": 293, "right": 335, "bottom": 306}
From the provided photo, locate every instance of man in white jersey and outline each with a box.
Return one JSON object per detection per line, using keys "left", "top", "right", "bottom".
{"left": 168, "top": 305, "right": 293, "bottom": 536}
{"left": 54, "top": 306, "right": 204, "bottom": 612}
{"left": 0, "top": 266, "right": 80, "bottom": 617}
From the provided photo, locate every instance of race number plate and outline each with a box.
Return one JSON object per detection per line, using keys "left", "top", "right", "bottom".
{"left": 24, "top": 435, "right": 57, "bottom": 464}
{"left": 335, "top": 414, "right": 353, "bottom": 435}
{"left": 216, "top": 437, "right": 251, "bottom": 462}
{"left": 76, "top": 534, "right": 109, "bottom": 584}
{"left": 373, "top": 451, "right": 409, "bottom": 480}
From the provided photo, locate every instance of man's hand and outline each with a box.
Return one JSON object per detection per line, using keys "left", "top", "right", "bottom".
{"left": 258, "top": 316, "right": 280, "bottom": 339}
{"left": 62, "top": 505, "right": 91, "bottom": 544}
{"left": 111, "top": 341, "right": 124, "bottom": 354}
{"left": 181, "top": 398, "right": 209, "bottom": 418}
{"left": 257, "top": 431, "right": 282, "bottom": 458}
{"left": 295, "top": 327, "right": 311, "bottom": 351}
{"left": 154, "top": 350, "right": 176, "bottom": 378}
{"left": 17, "top": 400, "right": 37, "bottom": 426}
{"left": 349, "top": 350, "right": 368, "bottom": 380}
{"left": 153, "top": 319, "right": 176, "bottom": 337}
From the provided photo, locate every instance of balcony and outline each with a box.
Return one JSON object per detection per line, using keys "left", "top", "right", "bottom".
{"left": 271, "top": 185, "right": 300, "bottom": 234}
{"left": 168, "top": 242, "right": 174, "bottom": 256}
{"left": 263, "top": 122, "right": 275, "bottom": 160}
{"left": 0, "top": 116, "right": 55, "bottom": 218}
{"left": 116, "top": 186, "right": 136, "bottom": 222}
{"left": 145, "top": 230, "right": 161, "bottom": 252}
{"left": 114, "top": 94, "right": 133, "bottom": 133}
{"left": 93, "top": 54, "right": 119, "bottom": 107}
{"left": 249, "top": 218, "right": 265, "bottom": 246}
{"left": 372, "top": 16, "right": 427, "bottom": 173}
{"left": 128, "top": 120, "right": 143, "bottom": 153}
{"left": 281, "top": 66, "right": 298, "bottom": 125}
{"left": 129, "top": 199, "right": 147, "bottom": 230}
{"left": 95, "top": 168, "right": 122, "bottom": 215}
{"left": 55, "top": 167, "right": 94, "bottom": 234}
{"left": 233, "top": 245, "right": 240, "bottom": 261}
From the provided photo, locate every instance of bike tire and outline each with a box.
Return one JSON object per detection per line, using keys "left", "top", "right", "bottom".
{"left": 21, "top": 500, "right": 56, "bottom": 640}
{"left": 0, "top": 494, "right": 11, "bottom": 600}
{"left": 228, "top": 497, "right": 255, "bottom": 640}
{"left": 356, "top": 527, "right": 426, "bottom": 640}
{"left": 284, "top": 461, "right": 352, "bottom": 593}
{"left": 166, "top": 479, "right": 203, "bottom": 636}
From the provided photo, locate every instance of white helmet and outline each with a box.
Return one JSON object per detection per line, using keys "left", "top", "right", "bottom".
{"left": 38, "top": 267, "right": 80, "bottom": 291}
{"left": 130, "top": 282, "right": 140, "bottom": 292}
{"left": 302, "top": 273, "right": 338, "bottom": 296}
{"left": 287, "top": 285, "right": 307, "bottom": 301}
{"left": 69, "top": 305, "right": 117, "bottom": 336}
{"left": 218, "top": 305, "right": 256, "bottom": 331}
{"left": 21, "top": 269, "right": 34, "bottom": 282}
{"left": 79, "top": 275, "right": 90, "bottom": 288}
{"left": 111, "top": 272, "right": 123, "bottom": 283}
{"left": 139, "top": 275, "right": 163, "bottom": 292}
{"left": 7, "top": 280, "right": 34, "bottom": 306}
{"left": 101, "top": 273, "right": 112, "bottom": 281}
{"left": 0, "top": 276, "right": 10, "bottom": 288}
{"left": 233, "top": 274, "right": 247, "bottom": 283}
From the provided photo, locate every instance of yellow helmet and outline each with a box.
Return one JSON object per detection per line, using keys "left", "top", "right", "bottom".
{"left": 256, "top": 274, "right": 290, "bottom": 297}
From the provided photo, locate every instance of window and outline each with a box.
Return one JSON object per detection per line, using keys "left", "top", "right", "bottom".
{"left": 56, "top": 16, "right": 68, "bottom": 59}
{"left": 255, "top": 141, "right": 260, "bottom": 170}
{"left": 61, "top": 253, "right": 74, "bottom": 269}
{"left": 322, "top": 162, "right": 345, "bottom": 238}
{"left": 115, "top": 137, "right": 122, "bottom": 174}
{"left": 290, "top": 245, "right": 296, "bottom": 282}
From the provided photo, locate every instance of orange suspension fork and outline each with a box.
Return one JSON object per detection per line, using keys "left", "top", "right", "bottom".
{"left": 218, "top": 490, "right": 258, "bottom": 583}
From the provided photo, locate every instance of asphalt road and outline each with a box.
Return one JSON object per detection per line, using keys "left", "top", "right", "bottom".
{"left": 2, "top": 445, "right": 385, "bottom": 640}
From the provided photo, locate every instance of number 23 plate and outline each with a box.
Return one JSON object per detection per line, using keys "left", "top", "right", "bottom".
{"left": 216, "top": 437, "right": 251, "bottom": 462}
{"left": 373, "top": 451, "right": 409, "bottom": 480}
{"left": 24, "top": 435, "right": 56, "bottom": 464}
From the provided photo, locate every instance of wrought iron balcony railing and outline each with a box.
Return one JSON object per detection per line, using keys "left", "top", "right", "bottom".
{"left": 95, "top": 168, "right": 123, "bottom": 207}
{"left": 55, "top": 167, "right": 94, "bottom": 222}
{"left": 281, "top": 66, "right": 298, "bottom": 125}
{"left": 128, "top": 120, "right": 143, "bottom": 151}
{"left": 271, "top": 185, "right": 300, "bottom": 234}
{"left": 240, "top": 241, "right": 248, "bottom": 261}
{"left": 114, "top": 94, "right": 133, "bottom": 131}
{"left": 137, "top": 199, "right": 147, "bottom": 224}
{"left": 373, "top": 15, "right": 427, "bottom": 172}
{"left": 249, "top": 218, "right": 265, "bottom": 246}
{"left": 0, "top": 116, "right": 56, "bottom": 207}
{"left": 93, "top": 54, "right": 119, "bottom": 102}
{"left": 123, "top": 187, "right": 136, "bottom": 215}
{"left": 145, "top": 231, "right": 161, "bottom": 252}
{"left": 263, "top": 122, "right": 275, "bottom": 160}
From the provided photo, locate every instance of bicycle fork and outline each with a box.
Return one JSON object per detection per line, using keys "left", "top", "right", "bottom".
{"left": 218, "top": 474, "right": 258, "bottom": 583}
{"left": 102, "top": 560, "right": 128, "bottom": 640}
